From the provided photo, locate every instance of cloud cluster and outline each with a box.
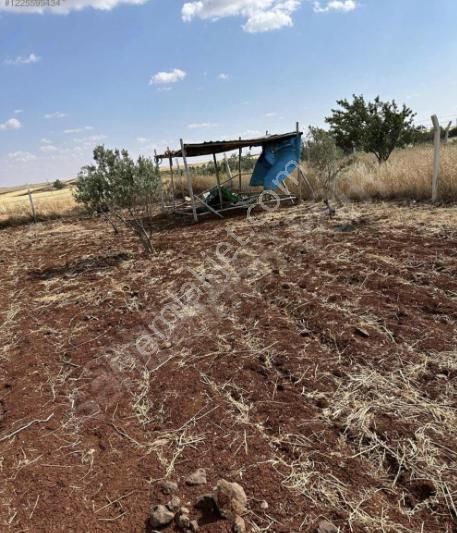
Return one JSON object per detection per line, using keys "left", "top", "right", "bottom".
{"left": 313, "top": 0, "right": 357, "bottom": 13}
{"left": 8, "top": 151, "right": 36, "bottom": 162}
{"left": 4, "top": 53, "right": 40, "bottom": 65}
{"left": 149, "top": 68, "right": 187, "bottom": 86}
{"left": 0, "top": 118, "right": 22, "bottom": 130}
{"left": 182, "top": 0, "right": 301, "bottom": 32}
{"left": 45, "top": 112, "right": 68, "bottom": 119}
{"left": 187, "top": 122, "right": 217, "bottom": 129}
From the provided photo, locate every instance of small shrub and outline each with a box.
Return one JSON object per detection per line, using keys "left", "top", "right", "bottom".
{"left": 304, "top": 127, "right": 353, "bottom": 201}
{"left": 53, "top": 179, "right": 65, "bottom": 190}
{"left": 74, "top": 145, "right": 160, "bottom": 254}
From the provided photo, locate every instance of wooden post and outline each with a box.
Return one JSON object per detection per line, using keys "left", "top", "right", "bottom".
{"left": 27, "top": 185, "right": 37, "bottom": 223}
{"left": 296, "top": 121, "right": 303, "bottom": 203}
{"left": 238, "top": 137, "right": 242, "bottom": 193}
{"left": 444, "top": 121, "right": 452, "bottom": 145}
{"left": 431, "top": 115, "right": 441, "bottom": 203}
{"left": 154, "top": 150, "right": 165, "bottom": 211}
{"left": 180, "top": 139, "right": 198, "bottom": 222}
{"left": 167, "top": 148, "right": 176, "bottom": 209}
{"left": 213, "top": 153, "right": 223, "bottom": 209}
{"left": 223, "top": 153, "right": 233, "bottom": 190}
{"left": 175, "top": 158, "right": 184, "bottom": 197}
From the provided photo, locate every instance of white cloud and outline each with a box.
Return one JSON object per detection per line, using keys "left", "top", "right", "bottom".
{"left": 4, "top": 53, "right": 41, "bottom": 65}
{"left": 45, "top": 112, "right": 67, "bottom": 119}
{"left": 64, "top": 126, "right": 93, "bottom": 134}
{"left": 265, "top": 112, "right": 278, "bottom": 117}
{"left": 182, "top": 0, "right": 301, "bottom": 33}
{"left": 218, "top": 73, "right": 230, "bottom": 80}
{"left": 313, "top": 0, "right": 357, "bottom": 13}
{"left": 40, "top": 145, "right": 58, "bottom": 153}
{"left": 14, "top": 109, "right": 23, "bottom": 114}
{"left": 137, "top": 137, "right": 150, "bottom": 143}
{"left": 73, "top": 134, "right": 107, "bottom": 145}
{"left": 0, "top": 118, "right": 22, "bottom": 130}
{"left": 0, "top": 0, "right": 148, "bottom": 14}
{"left": 187, "top": 122, "right": 218, "bottom": 129}
{"left": 149, "top": 68, "right": 187, "bottom": 86}
{"left": 41, "top": 138, "right": 53, "bottom": 144}
{"left": 8, "top": 151, "right": 36, "bottom": 162}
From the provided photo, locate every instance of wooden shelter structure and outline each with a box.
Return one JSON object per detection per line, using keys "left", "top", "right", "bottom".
{"left": 155, "top": 122, "right": 304, "bottom": 222}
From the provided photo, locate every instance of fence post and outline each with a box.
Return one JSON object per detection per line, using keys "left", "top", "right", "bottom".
{"left": 27, "top": 185, "right": 37, "bottom": 223}
{"left": 296, "top": 121, "right": 303, "bottom": 203}
{"left": 444, "top": 120, "right": 452, "bottom": 145}
{"left": 154, "top": 150, "right": 165, "bottom": 211}
{"left": 431, "top": 115, "right": 441, "bottom": 203}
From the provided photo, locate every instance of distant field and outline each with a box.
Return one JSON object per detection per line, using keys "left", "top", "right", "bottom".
{"left": 0, "top": 182, "right": 78, "bottom": 224}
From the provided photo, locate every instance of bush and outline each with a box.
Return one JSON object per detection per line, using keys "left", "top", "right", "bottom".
{"left": 304, "top": 127, "right": 353, "bottom": 201}
{"left": 74, "top": 145, "right": 160, "bottom": 254}
{"left": 53, "top": 179, "right": 65, "bottom": 190}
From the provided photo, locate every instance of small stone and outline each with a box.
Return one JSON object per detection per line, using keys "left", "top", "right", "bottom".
{"left": 176, "top": 513, "right": 191, "bottom": 529}
{"left": 259, "top": 500, "right": 269, "bottom": 510}
{"left": 159, "top": 480, "right": 178, "bottom": 495}
{"left": 215, "top": 479, "right": 247, "bottom": 519}
{"left": 186, "top": 468, "right": 207, "bottom": 486}
{"left": 180, "top": 506, "right": 190, "bottom": 515}
{"left": 232, "top": 515, "right": 246, "bottom": 533}
{"left": 317, "top": 519, "right": 338, "bottom": 533}
{"left": 190, "top": 520, "right": 199, "bottom": 532}
{"left": 149, "top": 504, "right": 175, "bottom": 528}
{"left": 167, "top": 496, "right": 181, "bottom": 512}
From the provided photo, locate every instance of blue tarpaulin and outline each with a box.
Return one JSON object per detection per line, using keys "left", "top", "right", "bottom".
{"left": 250, "top": 134, "right": 301, "bottom": 190}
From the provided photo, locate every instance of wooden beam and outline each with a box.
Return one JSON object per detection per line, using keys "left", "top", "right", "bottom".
{"left": 213, "top": 153, "right": 223, "bottom": 209}
{"left": 296, "top": 121, "right": 303, "bottom": 203}
{"left": 180, "top": 139, "right": 198, "bottom": 222}
{"left": 238, "top": 137, "right": 242, "bottom": 193}
{"left": 196, "top": 196, "right": 224, "bottom": 218}
{"left": 431, "top": 115, "right": 441, "bottom": 203}
{"left": 154, "top": 149, "right": 165, "bottom": 211}
{"left": 167, "top": 147, "right": 176, "bottom": 209}
{"left": 223, "top": 153, "right": 234, "bottom": 189}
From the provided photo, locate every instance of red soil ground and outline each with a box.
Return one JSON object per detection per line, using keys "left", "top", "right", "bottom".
{"left": 1, "top": 203, "right": 456, "bottom": 532}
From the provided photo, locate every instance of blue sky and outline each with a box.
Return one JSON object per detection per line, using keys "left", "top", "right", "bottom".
{"left": 1, "top": 0, "right": 457, "bottom": 185}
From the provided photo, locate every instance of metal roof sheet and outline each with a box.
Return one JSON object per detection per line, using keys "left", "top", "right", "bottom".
{"left": 156, "top": 131, "right": 302, "bottom": 159}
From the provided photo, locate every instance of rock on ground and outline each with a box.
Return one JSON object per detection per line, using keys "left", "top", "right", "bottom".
{"left": 317, "top": 519, "right": 339, "bottom": 533}
{"left": 186, "top": 468, "right": 207, "bottom": 486}
{"left": 214, "top": 479, "right": 247, "bottom": 519}
{"left": 149, "top": 504, "right": 175, "bottom": 528}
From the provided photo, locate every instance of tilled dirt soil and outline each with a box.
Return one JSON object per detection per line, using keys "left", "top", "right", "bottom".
{"left": 1, "top": 202, "right": 457, "bottom": 532}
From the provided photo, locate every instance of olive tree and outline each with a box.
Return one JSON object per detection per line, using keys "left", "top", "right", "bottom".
{"left": 74, "top": 145, "right": 160, "bottom": 254}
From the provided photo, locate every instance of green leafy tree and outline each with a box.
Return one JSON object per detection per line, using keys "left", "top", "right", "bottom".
{"left": 53, "top": 179, "right": 65, "bottom": 190}
{"left": 326, "top": 95, "right": 416, "bottom": 163}
{"left": 74, "top": 145, "right": 160, "bottom": 254}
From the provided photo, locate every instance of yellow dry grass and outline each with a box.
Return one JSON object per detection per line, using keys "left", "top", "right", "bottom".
{"left": 1, "top": 143, "right": 455, "bottom": 225}
{"left": 337, "top": 143, "right": 457, "bottom": 202}
{"left": 0, "top": 185, "right": 78, "bottom": 224}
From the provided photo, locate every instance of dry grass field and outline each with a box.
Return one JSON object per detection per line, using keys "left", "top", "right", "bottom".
{"left": 2, "top": 143, "right": 457, "bottom": 227}
{"left": 0, "top": 182, "right": 78, "bottom": 225}
{"left": 1, "top": 202, "right": 457, "bottom": 531}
